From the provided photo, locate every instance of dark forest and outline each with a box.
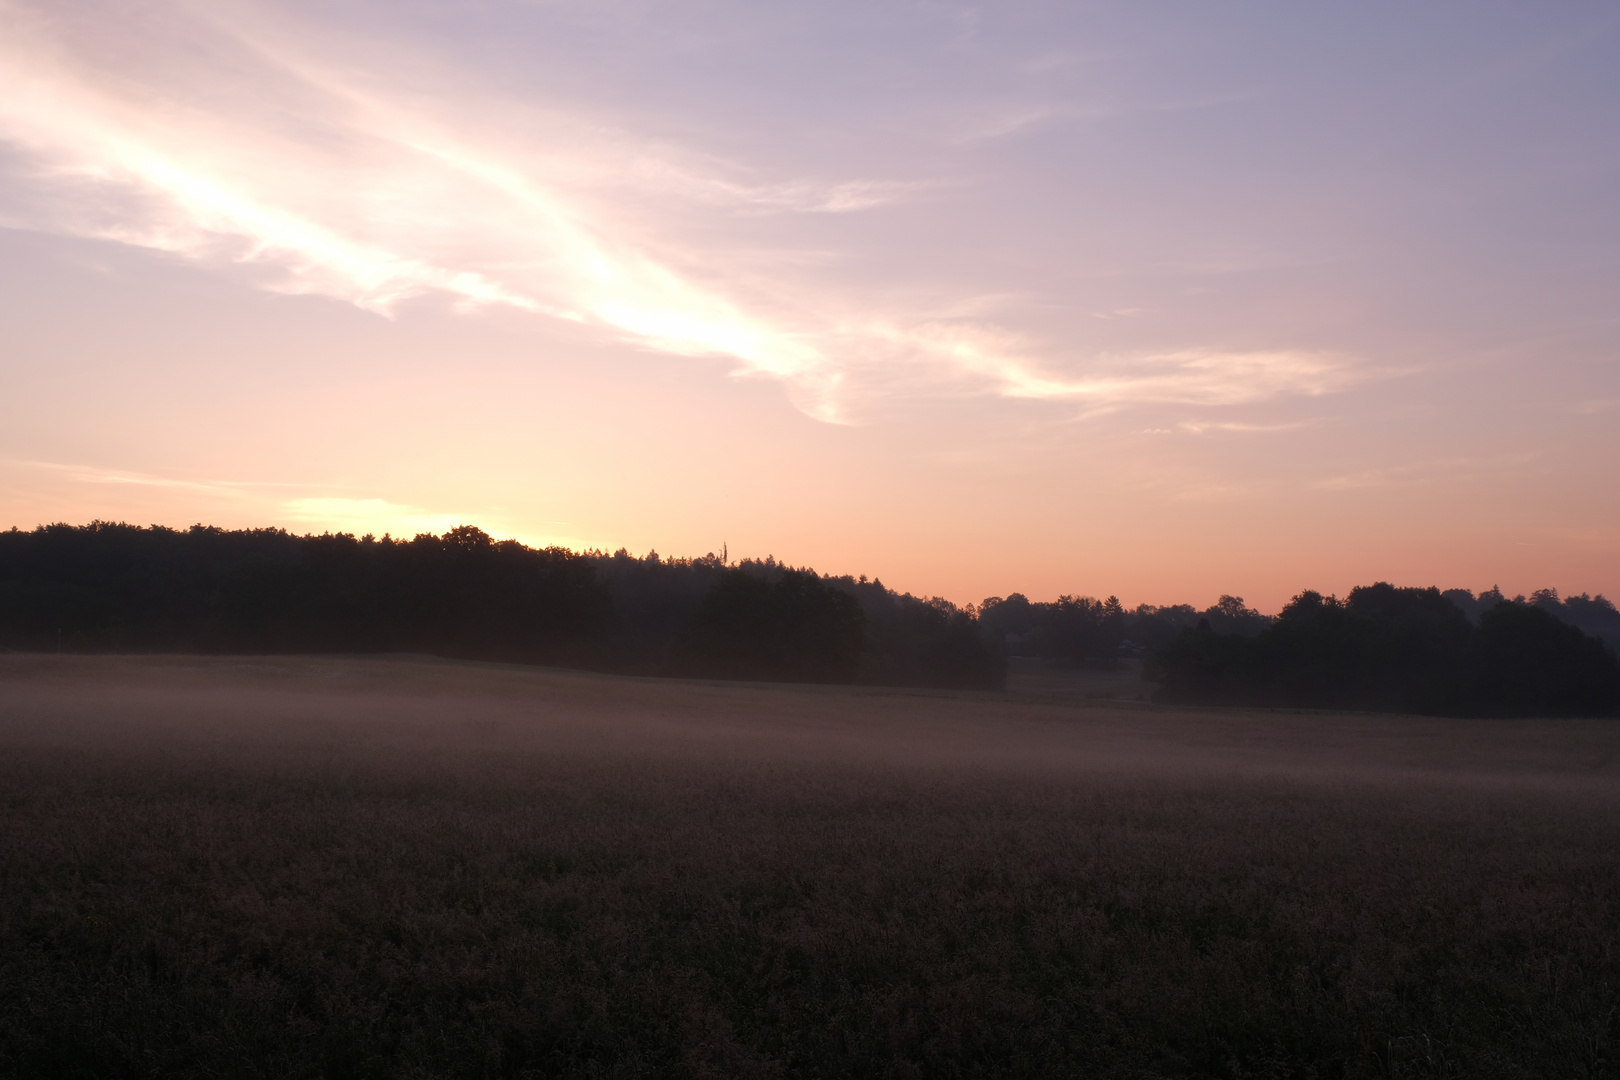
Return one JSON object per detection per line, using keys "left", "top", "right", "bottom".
{"left": 0, "top": 523, "right": 998, "bottom": 690}
{"left": 2, "top": 522, "right": 1618, "bottom": 715}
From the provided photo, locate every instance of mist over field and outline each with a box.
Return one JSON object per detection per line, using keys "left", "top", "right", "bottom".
{"left": 4, "top": 2, "right": 1620, "bottom": 1075}
{"left": 3, "top": 654, "right": 1618, "bottom": 1077}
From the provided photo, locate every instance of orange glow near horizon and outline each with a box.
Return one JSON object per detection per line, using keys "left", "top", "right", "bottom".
{"left": 2, "top": 2, "right": 1618, "bottom": 613}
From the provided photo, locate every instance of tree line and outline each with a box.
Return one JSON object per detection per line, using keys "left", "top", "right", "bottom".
{"left": 1150, "top": 584, "right": 1620, "bottom": 716}
{"left": 977, "top": 591, "right": 1273, "bottom": 665}
{"left": 0, "top": 523, "right": 1000, "bottom": 690}
{"left": 2, "top": 522, "right": 1617, "bottom": 713}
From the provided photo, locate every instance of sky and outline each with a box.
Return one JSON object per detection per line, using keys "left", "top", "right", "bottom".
{"left": 1, "top": 0, "right": 1617, "bottom": 611}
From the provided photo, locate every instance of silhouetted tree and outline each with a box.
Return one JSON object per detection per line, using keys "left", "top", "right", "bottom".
{"left": 10, "top": 524, "right": 1614, "bottom": 707}
{"left": 977, "top": 593, "right": 1038, "bottom": 655}
{"left": 976, "top": 592, "right": 1268, "bottom": 669}
{"left": 823, "top": 578, "right": 1004, "bottom": 689}
{"left": 0, "top": 523, "right": 1006, "bottom": 690}
{"left": 1151, "top": 583, "right": 1620, "bottom": 717}
{"left": 685, "top": 569, "right": 865, "bottom": 682}
{"left": 0, "top": 522, "right": 608, "bottom": 663}
{"left": 1037, "top": 594, "right": 1126, "bottom": 667}
{"left": 1459, "top": 602, "right": 1620, "bottom": 717}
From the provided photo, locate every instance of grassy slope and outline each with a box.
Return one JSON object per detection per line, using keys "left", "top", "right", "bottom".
{"left": 1, "top": 655, "right": 1617, "bottom": 1079}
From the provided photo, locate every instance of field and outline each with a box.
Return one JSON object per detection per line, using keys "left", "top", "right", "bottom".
{"left": 2, "top": 655, "right": 1618, "bottom": 1078}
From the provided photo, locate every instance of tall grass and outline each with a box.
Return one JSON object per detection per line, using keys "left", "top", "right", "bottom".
{"left": 1, "top": 656, "right": 1616, "bottom": 1078}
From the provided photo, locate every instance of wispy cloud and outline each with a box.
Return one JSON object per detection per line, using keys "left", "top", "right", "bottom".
{"left": 0, "top": 0, "right": 1372, "bottom": 422}
{"left": 631, "top": 159, "right": 926, "bottom": 214}
{"left": 909, "top": 334, "right": 1364, "bottom": 410}
{"left": 7, "top": 459, "right": 310, "bottom": 498}
{"left": 0, "top": 2, "right": 834, "bottom": 384}
{"left": 1308, "top": 453, "right": 1539, "bottom": 492}
{"left": 1176, "top": 418, "right": 1320, "bottom": 435}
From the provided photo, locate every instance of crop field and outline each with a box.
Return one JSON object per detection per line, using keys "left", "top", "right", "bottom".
{"left": 2, "top": 654, "right": 1618, "bottom": 1078}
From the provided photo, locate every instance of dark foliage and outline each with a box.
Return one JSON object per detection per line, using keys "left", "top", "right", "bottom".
{"left": 684, "top": 569, "right": 865, "bottom": 682}
{"left": 0, "top": 521, "right": 607, "bottom": 665}
{"left": 1448, "top": 585, "right": 1620, "bottom": 651}
{"left": 1037, "top": 594, "right": 1127, "bottom": 665}
{"left": 1153, "top": 583, "right": 1620, "bottom": 717}
{"left": 0, "top": 522, "right": 1003, "bottom": 689}
{"left": 9, "top": 522, "right": 1617, "bottom": 704}
{"left": 1462, "top": 601, "right": 1620, "bottom": 717}
{"left": 583, "top": 551, "right": 1004, "bottom": 688}
{"left": 980, "top": 591, "right": 1270, "bottom": 667}
{"left": 587, "top": 547, "right": 731, "bottom": 671}
{"left": 854, "top": 584, "right": 1007, "bottom": 690}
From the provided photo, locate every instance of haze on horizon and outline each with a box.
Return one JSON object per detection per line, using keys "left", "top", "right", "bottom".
{"left": 1, "top": 0, "right": 1617, "bottom": 612}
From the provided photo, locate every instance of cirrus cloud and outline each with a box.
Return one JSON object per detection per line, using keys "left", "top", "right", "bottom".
{"left": 0, "top": 0, "right": 1374, "bottom": 423}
